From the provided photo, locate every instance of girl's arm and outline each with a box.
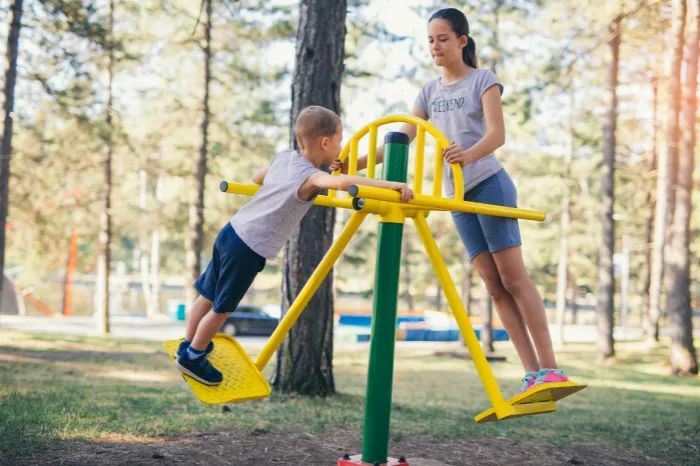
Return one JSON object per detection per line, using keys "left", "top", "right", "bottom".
{"left": 443, "top": 85, "right": 505, "bottom": 165}
{"left": 301, "top": 172, "right": 414, "bottom": 202}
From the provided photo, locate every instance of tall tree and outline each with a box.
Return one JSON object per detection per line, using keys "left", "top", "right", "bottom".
{"left": 186, "top": 0, "right": 213, "bottom": 306}
{"left": 0, "top": 0, "right": 24, "bottom": 308}
{"left": 640, "top": 77, "right": 659, "bottom": 332}
{"left": 649, "top": 0, "right": 687, "bottom": 342}
{"left": 555, "top": 87, "right": 575, "bottom": 344}
{"left": 596, "top": 11, "right": 621, "bottom": 360}
{"left": 274, "top": 0, "right": 347, "bottom": 396}
{"left": 666, "top": 0, "right": 697, "bottom": 376}
{"left": 95, "top": 0, "right": 115, "bottom": 335}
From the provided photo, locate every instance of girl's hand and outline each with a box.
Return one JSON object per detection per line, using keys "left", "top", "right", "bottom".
{"left": 443, "top": 142, "right": 471, "bottom": 166}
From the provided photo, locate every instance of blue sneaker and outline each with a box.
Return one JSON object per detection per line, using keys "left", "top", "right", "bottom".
{"left": 176, "top": 340, "right": 214, "bottom": 359}
{"left": 175, "top": 354, "right": 223, "bottom": 386}
{"left": 517, "top": 371, "right": 538, "bottom": 394}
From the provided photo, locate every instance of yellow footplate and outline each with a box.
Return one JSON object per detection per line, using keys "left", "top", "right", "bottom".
{"left": 475, "top": 381, "right": 587, "bottom": 423}
{"left": 163, "top": 333, "right": 271, "bottom": 404}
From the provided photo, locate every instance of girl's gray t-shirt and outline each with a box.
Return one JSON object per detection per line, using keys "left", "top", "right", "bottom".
{"left": 231, "top": 149, "right": 321, "bottom": 259}
{"left": 415, "top": 68, "right": 504, "bottom": 197}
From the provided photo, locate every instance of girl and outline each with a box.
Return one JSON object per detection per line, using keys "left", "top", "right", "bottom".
{"left": 337, "top": 8, "right": 569, "bottom": 394}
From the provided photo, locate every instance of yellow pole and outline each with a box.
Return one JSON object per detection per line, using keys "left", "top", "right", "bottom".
{"left": 412, "top": 213, "right": 509, "bottom": 412}
{"left": 254, "top": 211, "right": 368, "bottom": 370}
{"left": 351, "top": 185, "right": 546, "bottom": 222}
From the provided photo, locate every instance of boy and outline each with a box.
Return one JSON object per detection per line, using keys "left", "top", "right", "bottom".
{"left": 176, "top": 105, "right": 414, "bottom": 385}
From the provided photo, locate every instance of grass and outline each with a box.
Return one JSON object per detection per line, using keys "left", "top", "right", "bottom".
{"left": 0, "top": 329, "right": 699, "bottom": 463}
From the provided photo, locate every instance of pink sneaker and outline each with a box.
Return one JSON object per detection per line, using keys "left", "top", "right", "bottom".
{"left": 532, "top": 368, "right": 569, "bottom": 386}
{"left": 517, "top": 371, "right": 538, "bottom": 394}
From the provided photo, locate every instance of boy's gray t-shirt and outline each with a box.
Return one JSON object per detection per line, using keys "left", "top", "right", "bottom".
{"left": 415, "top": 68, "right": 504, "bottom": 197}
{"left": 231, "top": 149, "right": 322, "bottom": 259}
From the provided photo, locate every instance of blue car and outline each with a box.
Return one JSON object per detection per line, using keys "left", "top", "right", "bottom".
{"left": 221, "top": 304, "right": 279, "bottom": 336}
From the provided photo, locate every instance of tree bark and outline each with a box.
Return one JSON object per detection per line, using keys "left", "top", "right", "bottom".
{"left": 596, "top": 14, "right": 621, "bottom": 360}
{"left": 186, "top": 0, "right": 212, "bottom": 306}
{"left": 273, "top": 0, "right": 346, "bottom": 396}
{"left": 650, "top": 0, "right": 688, "bottom": 342}
{"left": 0, "top": 0, "right": 24, "bottom": 309}
{"left": 640, "top": 78, "right": 659, "bottom": 332}
{"left": 667, "top": 0, "right": 697, "bottom": 376}
{"left": 555, "top": 88, "right": 575, "bottom": 344}
{"left": 95, "top": 0, "right": 114, "bottom": 335}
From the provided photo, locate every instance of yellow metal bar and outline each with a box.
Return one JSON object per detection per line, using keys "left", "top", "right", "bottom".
{"left": 433, "top": 142, "right": 443, "bottom": 198}
{"left": 368, "top": 126, "right": 378, "bottom": 179}
{"left": 220, "top": 181, "right": 355, "bottom": 211}
{"left": 351, "top": 185, "right": 546, "bottom": 222}
{"left": 412, "top": 213, "right": 509, "bottom": 414}
{"left": 414, "top": 128, "right": 425, "bottom": 194}
{"left": 254, "top": 211, "right": 368, "bottom": 370}
{"left": 349, "top": 138, "right": 359, "bottom": 175}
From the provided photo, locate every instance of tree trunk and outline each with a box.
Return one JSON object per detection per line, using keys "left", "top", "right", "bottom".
{"left": 596, "top": 15, "right": 620, "bottom": 360}
{"left": 274, "top": 0, "right": 346, "bottom": 396}
{"left": 462, "top": 263, "right": 473, "bottom": 317}
{"left": 640, "top": 78, "right": 659, "bottom": 332}
{"left": 650, "top": 0, "right": 687, "bottom": 341}
{"left": 667, "top": 0, "right": 697, "bottom": 376}
{"left": 96, "top": 0, "right": 114, "bottom": 335}
{"left": 186, "top": 0, "right": 212, "bottom": 306}
{"left": 0, "top": 0, "right": 24, "bottom": 308}
{"left": 480, "top": 282, "right": 494, "bottom": 353}
{"left": 555, "top": 88, "right": 575, "bottom": 344}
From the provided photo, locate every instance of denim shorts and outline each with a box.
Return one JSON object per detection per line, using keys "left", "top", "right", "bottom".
{"left": 195, "top": 224, "right": 266, "bottom": 313}
{"left": 451, "top": 169, "right": 522, "bottom": 261}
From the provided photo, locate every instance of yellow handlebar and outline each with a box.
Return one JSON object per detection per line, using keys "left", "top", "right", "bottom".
{"left": 330, "top": 115, "right": 465, "bottom": 201}
{"left": 348, "top": 185, "right": 546, "bottom": 222}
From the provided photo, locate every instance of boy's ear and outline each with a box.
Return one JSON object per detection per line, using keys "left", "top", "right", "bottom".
{"left": 320, "top": 135, "right": 330, "bottom": 150}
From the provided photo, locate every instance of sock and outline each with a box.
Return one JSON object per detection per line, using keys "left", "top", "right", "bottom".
{"left": 186, "top": 346, "right": 206, "bottom": 360}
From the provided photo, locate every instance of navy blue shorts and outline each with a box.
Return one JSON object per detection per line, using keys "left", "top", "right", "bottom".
{"left": 451, "top": 169, "right": 522, "bottom": 261}
{"left": 194, "top": 224, "right": 266, "bottom": 313}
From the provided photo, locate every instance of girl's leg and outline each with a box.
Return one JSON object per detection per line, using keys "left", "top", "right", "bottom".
{"left": 471, "top": 251, "right": 540, "bottom": 373}
{"left": 190, "top": 309, "right": 229, "bottom": 351}
{"left": 492, "top": 246, "right": 558, "bottom": 369}
{"left": 185, "top": 295, "right": 214, "bottom": 342}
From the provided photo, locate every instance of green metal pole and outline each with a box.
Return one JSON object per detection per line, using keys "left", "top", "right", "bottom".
{"left": 362, "top": 132, "right": 408, "bottom": 464}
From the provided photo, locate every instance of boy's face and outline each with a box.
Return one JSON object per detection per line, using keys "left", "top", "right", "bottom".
{"left": 321, "top": 125, "right": 343, "bottom": 162}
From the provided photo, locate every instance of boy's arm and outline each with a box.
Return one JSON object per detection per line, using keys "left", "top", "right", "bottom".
{"left": 303, "top": 172, "right": 414, "bottom": 202}
{"left": 252, "top": 166, "right": 269, "bottom": 185}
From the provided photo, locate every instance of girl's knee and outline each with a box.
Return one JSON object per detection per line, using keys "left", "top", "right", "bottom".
{"left": 500, "top": 274, "right": 529, "bottom": 297}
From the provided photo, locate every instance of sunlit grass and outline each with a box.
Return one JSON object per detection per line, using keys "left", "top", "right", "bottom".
{"left": 0, "top": 330, "right": 698, "bottom": 463}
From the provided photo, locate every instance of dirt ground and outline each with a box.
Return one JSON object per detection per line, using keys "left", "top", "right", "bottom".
{"left": 2, "top": 425, "right": 666, "bottom": 466}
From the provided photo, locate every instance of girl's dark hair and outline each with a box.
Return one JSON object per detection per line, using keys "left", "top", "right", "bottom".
{"left": 429, "top": 8, "right": 478, "bottom": 68}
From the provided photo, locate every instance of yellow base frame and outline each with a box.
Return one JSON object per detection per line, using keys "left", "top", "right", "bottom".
{"left": 164, "top": 333, "right": 270, "bottom": 404}
{"left": 474, "top": 381, "right": 587, "bottom": 423}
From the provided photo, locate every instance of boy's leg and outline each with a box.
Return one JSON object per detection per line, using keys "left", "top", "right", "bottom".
{"left": 185, "top": 295, "right": 214, "bottom": 342}
{"left": 190, "top": 309, "right": 229, "bottom": 352}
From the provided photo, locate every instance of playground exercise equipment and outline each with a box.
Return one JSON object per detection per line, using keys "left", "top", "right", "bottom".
{"left": 164, "top": 115, "right": 585, "bottom": 466}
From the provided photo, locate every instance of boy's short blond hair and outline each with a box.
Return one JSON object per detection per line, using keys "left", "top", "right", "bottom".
{"left": 294, "top": 105, "right": 341, "bottom": 144}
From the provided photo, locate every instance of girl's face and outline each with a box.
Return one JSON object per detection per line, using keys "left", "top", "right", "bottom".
{"left": 427, "top": 19, "right": 467, "bottom": 67}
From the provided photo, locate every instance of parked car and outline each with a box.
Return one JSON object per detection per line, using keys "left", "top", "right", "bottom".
{"left": 221, "top": 304, "right": 279, "bottom": 336}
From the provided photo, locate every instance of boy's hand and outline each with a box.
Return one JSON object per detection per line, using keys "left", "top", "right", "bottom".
{"left": 329, "top": 158, "right": 347, "bottom": 173}
{"left": 395, "top": 183, "right": 414, "bottom": 203}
